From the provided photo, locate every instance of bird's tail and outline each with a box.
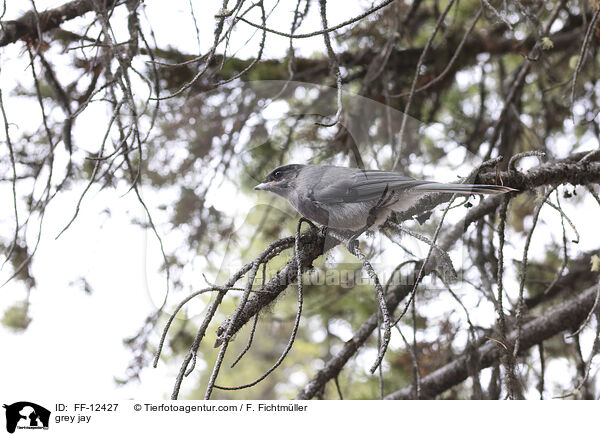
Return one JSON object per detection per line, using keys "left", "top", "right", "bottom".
{"left": 413, "top": 183, "right": 517, "bottom": 195}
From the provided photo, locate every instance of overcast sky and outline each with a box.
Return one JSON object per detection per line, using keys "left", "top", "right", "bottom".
{"left": 1, "top": 1, "right": 598, "bottom": 400}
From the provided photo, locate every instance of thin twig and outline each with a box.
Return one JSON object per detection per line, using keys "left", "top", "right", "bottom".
{"left": 214, "top": 218, "right": 308, "bottom": 391}
{"left": 236, "top": 0, "right": 396, "bottom": 39}
{"left": 392, "top": 0, "right": 456, "bottom": 170}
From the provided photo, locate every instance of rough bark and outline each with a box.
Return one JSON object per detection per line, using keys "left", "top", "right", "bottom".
{"left": 385, "top": 284, "right": 599, "bottom": 399}
{"left": 0, "top": 0, "right": 117, "bottom": 47}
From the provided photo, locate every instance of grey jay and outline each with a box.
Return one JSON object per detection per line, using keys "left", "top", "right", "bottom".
{"left": 255, "top": 164, "right": 515, "bottom": 231}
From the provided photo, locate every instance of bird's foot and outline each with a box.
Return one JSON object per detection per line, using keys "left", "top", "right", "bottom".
{"left": 346, "top": 226, "right": 368, "bottom": 254}
{"left": 318, "top": 227, "right": 368, "bottom": 253}
{"left": 346, "top": 236, "right": 359, "bottom": 254}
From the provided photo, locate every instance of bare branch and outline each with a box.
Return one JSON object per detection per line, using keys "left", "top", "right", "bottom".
{"left": 385, "top": 284, "right": 600, "bottom": 399}
{"left": 0, "top": 0, "right": 118, "bottom": 46}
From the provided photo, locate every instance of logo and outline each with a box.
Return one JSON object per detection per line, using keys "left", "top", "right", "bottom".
{"left": 3, "top": 402, "right": 50, "bottom": 434}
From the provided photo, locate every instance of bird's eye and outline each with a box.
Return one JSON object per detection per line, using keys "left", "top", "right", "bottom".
{"left": 273, "top": 170, "right": 282, "bottom": 179}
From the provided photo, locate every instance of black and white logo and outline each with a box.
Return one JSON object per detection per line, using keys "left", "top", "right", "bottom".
{"left": 3, "top": 402, "right": 50, "bottom": 434}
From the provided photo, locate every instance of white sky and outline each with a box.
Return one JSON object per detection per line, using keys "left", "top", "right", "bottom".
{"left": 0, "top": 0, "right": 369, "bottom": 401}
{"left": 1, "top": 0, "right": 599, "bottom": 401}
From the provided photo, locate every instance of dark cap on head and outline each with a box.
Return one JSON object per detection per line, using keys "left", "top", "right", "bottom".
{"left": 254, "top": 164, "right": 304, "bottom": 191}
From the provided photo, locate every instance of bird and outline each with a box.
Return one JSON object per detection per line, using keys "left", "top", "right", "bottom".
{"left": 254, "top": 164, "right": 516, "bottom": 233}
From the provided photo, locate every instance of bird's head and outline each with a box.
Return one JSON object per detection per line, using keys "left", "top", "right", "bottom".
{"left": 254, "top": 164, "right": 304, "bottom": 196}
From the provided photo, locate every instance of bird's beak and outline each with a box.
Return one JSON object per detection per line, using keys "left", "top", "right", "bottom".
{"left": 254, "top": 182, "right": 270, "bottom": 191}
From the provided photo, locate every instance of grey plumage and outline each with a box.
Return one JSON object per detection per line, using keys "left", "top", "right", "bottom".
{"left": 255, "top": 164, "right": 515, "bottom": 231}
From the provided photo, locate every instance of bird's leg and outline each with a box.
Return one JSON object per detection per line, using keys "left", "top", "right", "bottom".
{"left": 346, "top": 210, "right": 379, "bottom": 252}
{"left": 346, "top": 228, "right": 365, "bottom": 253}
{"left": 319, "top": 226, "right": 337, "bottom": 252}
{"left": 346, "top": 184, "right": 393, "bottom": 252}
{"left": 345, "top": 209, "right": 381, "bottom": 252}
{"left": 320, "top": 227, "right": 356, "bottom": 251}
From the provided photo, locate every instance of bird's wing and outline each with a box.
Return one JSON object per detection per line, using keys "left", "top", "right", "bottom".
{"left": 312, "top": 170, "right": 426, "bottom": 204}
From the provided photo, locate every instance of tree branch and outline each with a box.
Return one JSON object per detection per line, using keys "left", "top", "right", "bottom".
{"left": 0, "top": 0, "right": 118, "bottom": 47}
{"left": 213, "top": 228, "right": 325, "bottom": 347}
{"left": 385, "top": 283, "right": 600, "bottom": 399}
{"left": 216, "top": 158, "right": 600, "bottom": 355}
